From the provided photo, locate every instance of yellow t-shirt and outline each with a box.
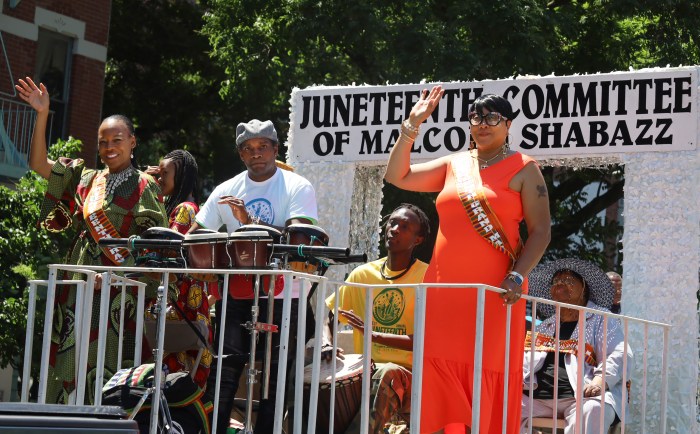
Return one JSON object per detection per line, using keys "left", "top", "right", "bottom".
{"left": 325, "top": 257, "right": 428, "bottom": 369}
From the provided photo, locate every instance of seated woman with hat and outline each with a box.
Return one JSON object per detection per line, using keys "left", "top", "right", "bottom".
{"left": 521, "top": 258, "right": 633, "bottom": 434}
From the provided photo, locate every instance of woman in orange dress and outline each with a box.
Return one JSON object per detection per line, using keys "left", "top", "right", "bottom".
{"left": 385, "top": 86, "right": 551, "bottom": 433}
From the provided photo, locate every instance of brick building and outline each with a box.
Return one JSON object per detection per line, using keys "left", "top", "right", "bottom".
{"left": 0, "top": 0, "right": 112, "bottom": 180}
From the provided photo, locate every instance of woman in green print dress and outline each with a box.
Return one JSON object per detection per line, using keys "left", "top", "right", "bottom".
{"left": 17, "top": 77, "right": 167, "bottom": 404}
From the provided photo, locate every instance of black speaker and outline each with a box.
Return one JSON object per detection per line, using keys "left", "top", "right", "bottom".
{"left": 0, "top": 403, "right": 139, "bottom": 433}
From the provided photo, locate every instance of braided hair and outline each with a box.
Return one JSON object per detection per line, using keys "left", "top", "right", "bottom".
{"left": 387, "top": 203, "right": 431, "bottom": 239}
{"left": 162, "top": 149, "right": 199, "bottom": 216}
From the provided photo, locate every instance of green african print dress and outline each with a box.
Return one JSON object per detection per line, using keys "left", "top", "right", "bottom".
{"left": 39, "top": 157, "right": 167, "bottom": 404}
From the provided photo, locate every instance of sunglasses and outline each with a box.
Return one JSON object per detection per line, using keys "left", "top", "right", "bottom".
{"left": 468, "top": 111, "right": 508, "bottom": 126}
{"left": 551, "top": 276, "right": 581, "bottom": 287}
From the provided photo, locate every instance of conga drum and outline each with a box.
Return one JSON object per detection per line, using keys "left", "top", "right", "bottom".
{"left": 233, "top": 224, "right": 282, "bottom": 244}
{"left": 303, "top": 353, "right": 366, "bottom": 434}
{"left": 182, "top": 229, "right": 230, "bottom": 282}
{"left": 134, "top": 227, "right": 185, "bottom": 268}
{"left": 227, "top": 225, "right": 283, "bottom": 299}
{"left": 283, "top": 224, "right": 329, "bottom": 274}
{"left": 227, "top": 225, "right": 280, "bottom": 269}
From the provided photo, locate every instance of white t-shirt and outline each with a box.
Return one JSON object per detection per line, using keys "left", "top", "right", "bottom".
{"left": 195, "top": 168, "right": 319, "bottom": 298}
{"left": 196, "top": 168, "right": 318, "bottom": 233}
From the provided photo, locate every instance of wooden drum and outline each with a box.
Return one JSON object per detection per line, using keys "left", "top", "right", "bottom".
{"left": 182, "top": 230, "right": 230, "bottom": 282}
{"left": 226, "top": 225, "right": 283, "bottom": 299}
{"left": 283, "top": 224, "right": 329, "bottom": 274}
{"left": 303, "top": 353, "right": 366, "bottom": 434}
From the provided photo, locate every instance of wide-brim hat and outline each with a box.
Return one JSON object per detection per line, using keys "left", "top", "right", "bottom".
{"left": 528, "top": 258, "right": 615, "bottom": 319}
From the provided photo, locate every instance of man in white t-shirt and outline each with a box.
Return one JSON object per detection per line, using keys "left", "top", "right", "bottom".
{"left": 195, "top": 119, "right": 318, "bottom": 434}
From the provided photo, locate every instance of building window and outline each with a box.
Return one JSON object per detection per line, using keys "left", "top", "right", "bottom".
{"left": 35, "top": 28, "right": 72, "bottom": 145}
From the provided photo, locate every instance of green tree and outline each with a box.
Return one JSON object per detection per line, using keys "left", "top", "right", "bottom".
{"left": 208, "top": 0, "right": 697, "bottom": 265}
{"left": 103, "top": 0, "right": 240, "bottom": 190}
{"left": 200, "top": 0, "right": 558, "bottom": 125}
{"left": 548, "top": 0, "right": 700, "bottom": 74}
{"left": 107, "top": 0, "right": 700, "bottom": 268}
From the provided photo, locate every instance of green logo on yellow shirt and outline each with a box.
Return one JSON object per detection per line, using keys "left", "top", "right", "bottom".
{"left": 373, "top": 287, "right": 405, "bottom": 326}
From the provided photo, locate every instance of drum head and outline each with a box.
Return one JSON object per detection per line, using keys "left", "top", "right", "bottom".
{"left": 228, "top": 231, "right": 272, "bottom": 240}
{"left": 191, "top": 228, "right": 218, "bottom": 235}
{"left": 140, "top": 226, "right": 185, "bottom": 241}
{"left": 183, "top": 231, "right": 228, "bottom": 243}
{"left": 236, "top": 224, "right": 282, "bottom": 241}
{"left": 303, "top": 353, "right": 364, "bottom": 385}
{"left": 135, "top": 227, "right": 184, "bottom": 268}
{"left": 285, "top": 223, "right": 329, "bottom": 245}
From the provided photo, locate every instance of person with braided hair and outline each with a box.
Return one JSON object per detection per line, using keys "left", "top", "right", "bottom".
{"left": 146, "top": 150, "right": 215, "bottom": 388}
{"left": 146, "top": 149, "right": 200, "bottom": 232}
{"left": 324, "top": 203, "right": 431, "bottom": 433}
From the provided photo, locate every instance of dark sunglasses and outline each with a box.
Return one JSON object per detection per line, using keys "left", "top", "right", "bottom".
{"left": 468, "top": 111, "right": 508, "bottom": 126}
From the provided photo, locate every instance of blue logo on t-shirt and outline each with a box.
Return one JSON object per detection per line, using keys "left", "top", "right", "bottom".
{"left": 246, "top": 198, "right": 274, "bottom": 224}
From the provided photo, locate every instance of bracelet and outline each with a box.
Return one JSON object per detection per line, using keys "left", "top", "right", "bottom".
{"left": 402, "top": 119, "right": 420, "bottom": 134}
{"left": 507, "top": 271, "right": 524, "bottom": 286}
{"left": 397, "top": 131, "right": 416, "bottom": 144}
{"left": 401, "top": 119, "right": 420, "bottom": 137}
{"left": 245, "top": 212, "right": 260, "bottom": 225}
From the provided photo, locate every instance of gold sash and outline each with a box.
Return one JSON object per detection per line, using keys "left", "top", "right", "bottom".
{"left": 525, "top": 331, "right": 597, "bottom": 366}
{"left": 453, "top": 152, "right": 521, "bottom": 265}
{"left": 83, "top": 172, "right": 130, "bottom": 265}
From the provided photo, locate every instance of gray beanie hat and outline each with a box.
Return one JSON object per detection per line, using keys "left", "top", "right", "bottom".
{"left": 235, "top": 119, "right": 278, "bottom": 147}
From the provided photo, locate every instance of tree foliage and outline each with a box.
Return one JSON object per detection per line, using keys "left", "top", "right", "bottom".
{"left": 103, "top": 0, "right": 700, "bottom": 269}
{"left": 196, "top": 0, "right": 699, "bottom": 269}
{"left": 103, "top": 0, "right": 241, "bottom": 191}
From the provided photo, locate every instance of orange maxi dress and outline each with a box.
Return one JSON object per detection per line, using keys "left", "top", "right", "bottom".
{"left": 420, "top": 152, "right": 535, "bottom": 433}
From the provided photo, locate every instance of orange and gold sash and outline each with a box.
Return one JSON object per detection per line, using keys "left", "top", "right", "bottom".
{"left": 453, "top": 152, "right": 521, "bottom": 265}
{"left": 83, "top": 172, "right": 130, "bottom": 265}
{"left": 525, "top": 331, "right": 597, "bottom": 366}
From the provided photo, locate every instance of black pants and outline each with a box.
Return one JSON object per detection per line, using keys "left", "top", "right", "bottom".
{"left": 205, "top": 296, "right": 311, "bottom": 434}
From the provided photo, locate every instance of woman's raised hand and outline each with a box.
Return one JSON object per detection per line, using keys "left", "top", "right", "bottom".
{"left": 17, "top": 77, "right": 53, "bottom": 179}
{"left": 144, "top": 166, "right": 160, "bottom": 177}
{"left": 407, "top": 84, "right": 444, "bottom": 127}
{"left": 15, "top": 77, "right": 50, "bottom": 113}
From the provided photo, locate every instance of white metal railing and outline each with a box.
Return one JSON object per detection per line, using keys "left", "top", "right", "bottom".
{"left": 21, "top": 264, "right": 671, "bottom": 434}
{"left": 0, "top": 97, "right": 54, "bottom": 177}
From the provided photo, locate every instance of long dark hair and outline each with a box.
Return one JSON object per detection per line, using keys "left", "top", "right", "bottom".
{"left": 162, "top": 149, "right": 199, "bottom": 216}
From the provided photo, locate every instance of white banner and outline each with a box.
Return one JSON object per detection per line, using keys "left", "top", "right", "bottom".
{"left": 289, "top": 67, "right": 697, "bottom": 162}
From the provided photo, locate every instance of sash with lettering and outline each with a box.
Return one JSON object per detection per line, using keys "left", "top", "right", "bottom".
{"left": 83, "top": 172, "right": 130, "bottom": 265}
{"left": 452, "top": 151, "right": 521, "bottom": 266}
{"left": 525, "top": 331, "right": 597, "bottom": 366}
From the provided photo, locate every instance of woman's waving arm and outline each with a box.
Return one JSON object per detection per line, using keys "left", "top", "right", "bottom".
{"left": 384, "top": 85, "right": 448, "bottom": 192}
{"left": 16, "top": 77, "right": 54, "bottom": 179}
